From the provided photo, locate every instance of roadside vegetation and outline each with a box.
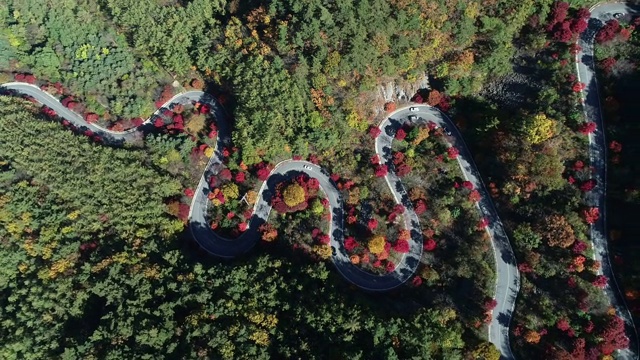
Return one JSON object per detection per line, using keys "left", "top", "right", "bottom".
{"left": 1, "top": 0, "right": 639, "bottom": 359}
{"left": 594, "top": 13, "right": 640, "bottom": 324}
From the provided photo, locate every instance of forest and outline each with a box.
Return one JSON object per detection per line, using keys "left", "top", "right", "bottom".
{"left": 1, "top": 0, "right": 639, "bottom": 359}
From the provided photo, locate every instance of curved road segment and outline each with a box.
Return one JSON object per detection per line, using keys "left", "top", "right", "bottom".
{"left": 2, "top": 2, "right": 638, "bottom": 358}
{"left": 576, "top": 2, "right": 640, "bottom": 358}
{"left": 0, "top": 81, "right": 423, "bottom": 291}
{"left": 0, "top": 80, "right": 519, "bottom": 355}
{"left": 380, "top": 106, "right": 519, "bottom": 359}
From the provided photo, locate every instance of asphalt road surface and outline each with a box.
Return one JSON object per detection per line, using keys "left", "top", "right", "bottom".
{"left": 575, "top": 3, "right": 640, "bottom": 359}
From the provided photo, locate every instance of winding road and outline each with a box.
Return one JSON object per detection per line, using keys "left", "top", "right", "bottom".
{"left": 7, "top": 7, "right": 637, "bottom": 353}
{"left": 576, "top": 2, "right": 640, "bottom": 358}
{"left": 0, "top": 80, "right": 519, "bottom": 358}
{"left": 379, "top": 106, "right": 519, "bottom": 359}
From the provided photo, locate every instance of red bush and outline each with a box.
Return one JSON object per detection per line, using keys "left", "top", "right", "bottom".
{"left": 572, "top": 82, "right": 586, "bottom": 92}
{"left": 609, "top": 140, "right": 622, "bottom": 153}
{"left": 367, "top": 218, "right": 378, "bottom": 231}
{"left": 596, "top": 20, "right": 621, "bottom": 43}
{"left": 386, "top": 261, "right": 396, "bottom": 272}
{"left": 578, "top": 122, "right": 597, "bottom": 135}
{"left": 344, "top": 237, "right": 358, "bottom": 251}
{"left": 592, "top": 275, "right": 608, "bottom": 288}
{"left": 384, "top": 102, "right": 397, "bottom": 112}
{"left": 423, "top": 238, "right": 436, "bottom": 251}
{"left": 580, "top": 179, "right": 596, "bottom": 192}
{"left": 557, "top": 318, "right": 571, "bottom": 331}
{"left": 414, "top": 199, "right": 427, "bottom": 215}
{"left": 395, "top": 128, "right": 407, "bottom": 141}
{"left": 235, "top": 172, "right": 246, "bottom": 183}
{"left": 393, "top": 239, "right": 410, "bottom": 253}
{"left": 582, "top": 207, "right": 600, "bottom": 224}
{"left": 219, "top": 168, "right": 232, "bottom": 181}
{"left": 447, "top": 147, "right": 459, "bottom": 160}
{"left": 484, "top": 298, "right": 498, "bottom": 311}
{"left": 184, "top": 188, "right": 195, "bottom": 198}
{"left": 369, "top": 126, "right": 381, "bottom": 138}
{"left": 396, "top": 163, "right": 412, "bottom": 177}
{"left": 374, "top": 164, "right": 388, "bottom": 177}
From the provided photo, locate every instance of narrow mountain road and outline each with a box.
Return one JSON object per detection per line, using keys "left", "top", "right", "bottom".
{"left": 379, "top": 106, "right": 519, "bottom": 359}
{"left": 576, "top": 3, "right": 640, "bottom": 358}
{"left": 0, "top": 81, "right": 423, "bottom": 291}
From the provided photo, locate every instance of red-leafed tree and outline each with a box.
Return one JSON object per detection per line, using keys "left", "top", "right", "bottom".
{"left": 24, "top": 74, "right": 36, "bottom": 84}
{"left": 85, "top": 113, "right": 99, "bottom": 123}
{"left": 184, "top": 188, "right": 195, "bottom": 198}
{"left": 600, "top": 57, "right": 617, "bottom": 73}
{"left": 546, "top": 1, "right": 570, "bottom": 32}
{"left": 578, "top": 121, "right": 597, "bottom": 135}
{"left": 256, "top": 162, "right": 272, "bottom": 181}
{"left": 573, "top": 241, "right": 588, "bottom": 254}
{"left": 344, "top": 237, "right": 358, "bottom": 251}
{"left": 427, "top": 90, "right": 442, "bottom": 106}
{"left": 423, "top": 238, "right": 436, "bottom": 251}
{"left": 582, "top": 207, "right": 600, "bottom": 224}
{"left": 557, "top": 318, "right": 571, "bottom": 331}
{"left": 592, "top": 275, "right": 608, "bottom": 288}
{"left": 553, "top": 21, "right": 574, "bottom": 42}
{"left": 177, "top": 203, "right": 190, "bottom": 221}
{"left": 384, "top": 102, "right": 396, "bottom": 112}
{"left": 132, "top": 117, "right": 144, "bottom": 127}
{"left": 392, "top": 151, "right": 405, "bottom": 165}
{"left": 396, "top": 163, "right": 412, "bottom": 177}
{"left": 469, "top": 190, "right": 482, "bottom": 203}
{"left": 609, "top": 140, "right": 622, "bottom": 153}
{"left": 580, "top": 179, "right": 596, "bottom": 192}
{"left": 317, "top": 233, "right": 330, "bottom": 245}
{"left": 570, "top": 18, "right": 588, "bottom": 34}
{"left": 369, "top": 126, "right": 381, "bottom": 138}
{"left": 596, "top": 20, "right": 621, "bottom": 43}
{"left": 484, "top": 298, "right": 498, "bottom": 311}
{"left": 155, "top": 85, "right": 174, "bottom": 108}
{"left": 395, "top": 128, "right": 407, "bottom": 141}
{"left": 367, "top": 218, "right": 378, "bottom": 231}
{"left": 599, "top": 315, "right": 629, "bottom": 354}
{"left": 219, "top": 168, "right": 232, "bottom": 181}
{"left": 572, "top": 82, "right": 586, "bottom": 92}
{"left": 190, "top": 78, "right": 204, "bottom": 89}
{"left": 370, "top": 154, "right": 380, "bottom": 164}
{"left": 414, "top": 199, "right": 427, "bottom": 215}
{"left": 235, "top": 172, "right": 246, "bottom": 183}
{"left": 393, "top": 239, "right": 410, "bottom": 253}
{"left": 447, "top": 147, "right": 459, "bottom": 159}
{"left": 374, "top": 164, "right": 388, "bottom": 177}
{"left": 153, "top": 118, "right": 165, "bottom": 128}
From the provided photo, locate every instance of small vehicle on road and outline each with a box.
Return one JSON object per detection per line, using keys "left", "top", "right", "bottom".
{"left": 303, "top": 165, "right": 313, "bottom": 170}
{"left": 408, "top": 115, "right": 417, "bottom": 121}
{"left": 409, "top": 107, "right": 418, "bottom": 112}
{"left": 443, "top": 126, "right": 453, "bottom": 136}
{"left": 614, "top": 12, "right": 623, "bottom": 19}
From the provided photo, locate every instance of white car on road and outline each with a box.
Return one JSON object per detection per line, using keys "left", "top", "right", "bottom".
{"left": 409, "top": 107, "right": 418, "bottom": 112}
{"left": 303, "top": 165, "right": 313, "bottom": 170}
